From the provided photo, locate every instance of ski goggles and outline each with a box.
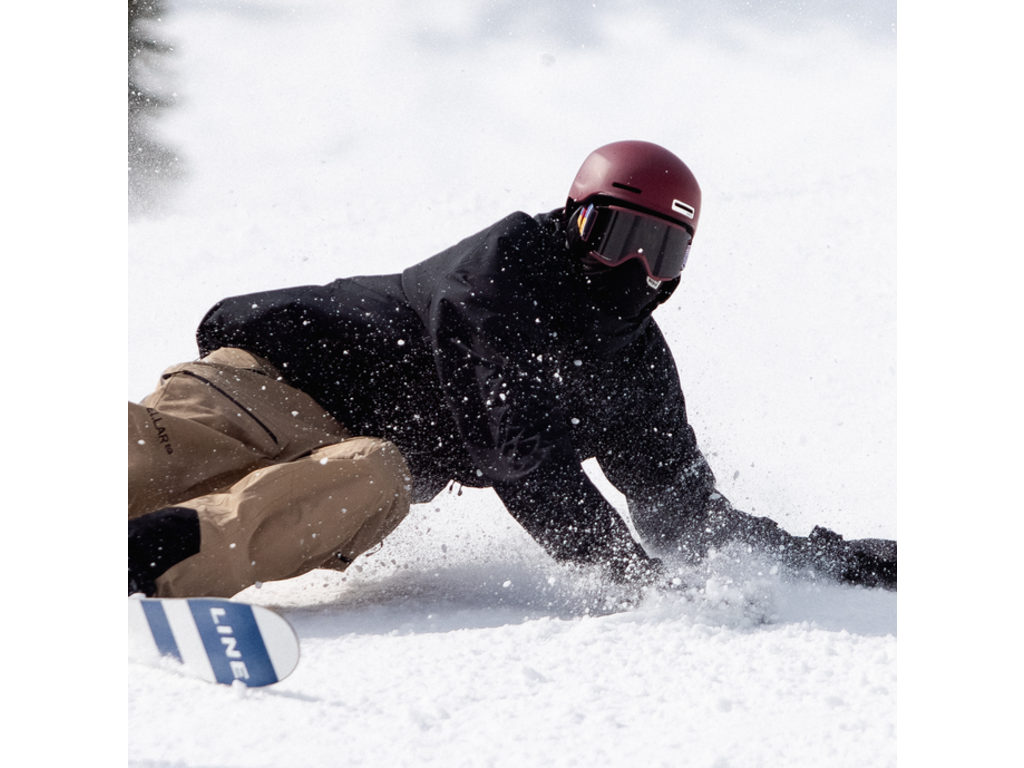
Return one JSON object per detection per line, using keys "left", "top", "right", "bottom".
{"left": 575, "top": 203, "right": 692, "bottom": 281}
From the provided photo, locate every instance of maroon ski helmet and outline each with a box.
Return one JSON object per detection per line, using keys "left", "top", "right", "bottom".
{"left": 567, "top": 140, "right": 702, "bottom": 236}
{"left": 565, "top": 141, "right": 702, "bottom": 282}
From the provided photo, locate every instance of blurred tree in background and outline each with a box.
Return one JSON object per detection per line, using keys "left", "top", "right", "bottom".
{"left": 129, "top": 0, "right": 179, "bottom": 213}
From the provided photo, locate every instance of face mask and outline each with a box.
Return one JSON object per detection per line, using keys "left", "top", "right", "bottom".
{"left": 580, "top": 257, "right": 662, "bottom": 319}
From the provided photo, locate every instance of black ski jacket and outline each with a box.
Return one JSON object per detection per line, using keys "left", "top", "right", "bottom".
{"left": 197, "top": 210, "right": 718, "bottom": 575}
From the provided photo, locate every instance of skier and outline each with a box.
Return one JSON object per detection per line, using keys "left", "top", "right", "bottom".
{"left": 129, "top": 140, "right": 896, "bottom": 598}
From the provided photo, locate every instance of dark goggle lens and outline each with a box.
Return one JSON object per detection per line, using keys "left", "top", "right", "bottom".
{"left": 579, "top": 204, "right": 692, "bottom": 280}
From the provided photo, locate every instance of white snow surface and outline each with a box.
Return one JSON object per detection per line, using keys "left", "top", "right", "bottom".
{"left": 128, "top": 2, "right": 896, "bottom": 766}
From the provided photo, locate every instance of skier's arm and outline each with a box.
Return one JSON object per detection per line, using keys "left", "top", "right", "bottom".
{"left": 426, "top": 255, "right": 655, "bottom": 579}
{"left": 593, "top": 325, "right": 718, "bottom": 558}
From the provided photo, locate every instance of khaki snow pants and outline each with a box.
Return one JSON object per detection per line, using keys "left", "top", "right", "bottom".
{"left": 128, "top": 347, "right": 411, "bottom": 598}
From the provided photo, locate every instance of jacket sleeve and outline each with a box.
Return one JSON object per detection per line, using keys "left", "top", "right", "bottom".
{"left": 593, "top": 323, "right": 718, "bottom": 559}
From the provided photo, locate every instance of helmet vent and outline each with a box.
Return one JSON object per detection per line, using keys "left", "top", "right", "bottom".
{"left": 612, "top": 181, "right": 642, "bottom": 194}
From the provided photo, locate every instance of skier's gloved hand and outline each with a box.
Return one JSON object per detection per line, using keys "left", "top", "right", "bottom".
{"left": 614, "top": 554, "right": 666, "bottom": 587}
{"left": 607, "top": 553, "right": 697, "bottom": 596}
{"left": 806, "top": 527, "right": 897, "bottom": 590}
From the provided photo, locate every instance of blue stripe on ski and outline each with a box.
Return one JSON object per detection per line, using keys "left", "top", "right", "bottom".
{"left": 188, "top": 600, "right": 278, "bottom": 686}
{"left": 141, "top": 600, "right": 182, "bottom": 662}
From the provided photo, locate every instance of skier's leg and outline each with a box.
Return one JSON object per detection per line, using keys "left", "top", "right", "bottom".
{"left": 152, "top": 436, "right": 412, "bottom": 598}
{"left": 129, "top": 347, "right": 349, "bottom": 518}
{"left": 129, "top": 400, "right": 271, "bottom": 519}
{"left": 129, "top": 347, "right": 361, "bottom": 595}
